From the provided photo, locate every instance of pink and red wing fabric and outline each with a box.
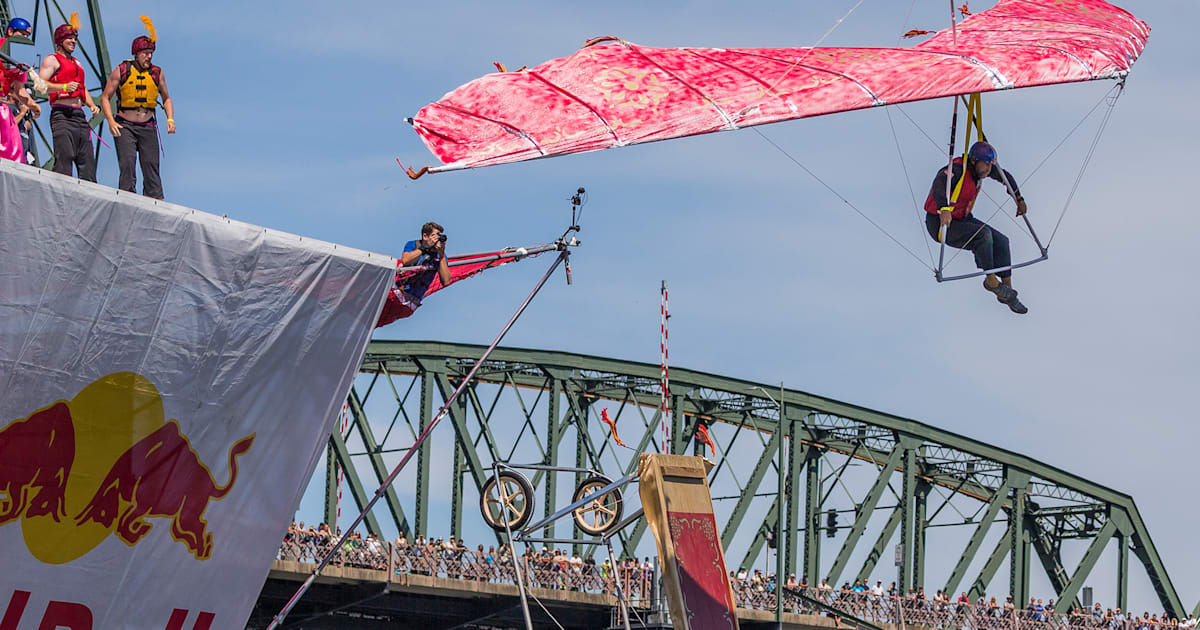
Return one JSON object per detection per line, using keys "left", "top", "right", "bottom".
{"left": 376, "top": 248, "right": 546, "bottom": 326}
{"left": 411, "top": 0, "right": 1148, "bottom": 172}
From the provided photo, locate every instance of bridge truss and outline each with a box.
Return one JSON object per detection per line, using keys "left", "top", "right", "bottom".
{"left": 321, "top": 340, "right": 1188, "bottom": 618}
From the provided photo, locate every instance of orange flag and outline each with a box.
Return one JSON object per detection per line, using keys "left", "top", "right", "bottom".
{"left": 601, "top": 408, "right": 627, "bottom": 447}
{"left": 696, "top": 424, "right": 715, "bottom": 453}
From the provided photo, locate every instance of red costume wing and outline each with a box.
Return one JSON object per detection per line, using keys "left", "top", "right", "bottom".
{"left": 411, "top": 0, "right": 1148, "bottom": 173}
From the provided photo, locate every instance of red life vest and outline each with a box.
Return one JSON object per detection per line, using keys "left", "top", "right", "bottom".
{"left": 48, "top": 52, "right": 85, "bottom": 103}
{"left": 924, "top": 157, "right": 982, "bottom": 220}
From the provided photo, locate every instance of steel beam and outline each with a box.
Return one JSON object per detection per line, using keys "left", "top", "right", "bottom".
{"left": 785, "top": 417, "right": 806, "bottom": 580}
{"left": 414, "top": 360, "right": 436, "bottom": 536}
{"left": 721, "top": 426, "right": 782, "bottom": 549}
{"left": 670, "top": 393, "right": 685, "bottom": 455}
{"left": 1126, "top": 506, "right": 1186, "bottom": 618}
{"left": 327, "top": 428, "right": 382, "bottom": 537}
{"left": 543, "top": 376, "right": 563, "bottom": 541}
{"left": 324, "top": 440, "right": 338, "bottom": 527}
{"left": 968, "top": 525, "right": 1014, "bottom": 600}
{"left": 913, "top": 481, "right": 929, "bottom": 590}
{"left": 944, "top": 471, "right": 1026, "bottom": 595}
{"left": 347, "top": 389, "right": 411, "bottom": 537}
{"left": 1010, "top": 476, "right": 1031, "bottom": 605}
{"left": 1117, "top": 533, "right": 1129, "bottom": 611}
{"left": 900, "top": 444, "right": 917, "bottom": 594}
{"left": 571, "top": 391, "right": 590, "bottom": 557}
{"left": 1053, "top": 519, "right": 1118, "bottom": 613}
{"left": 804, "top": 448, "right": 822, "bottom": 583}
{"left": 1028, "top": 515, "right": 1073, "bottom": 609}
{"left": 825, "top": 445, "right": 904, "bottom": 586}
{"left": 741, "top": 495, "right": 780, "bottom": 572}
{"left": 856, "top": 507, "right": 903, "bottom": 584}
{"left": 451, "top": 432, "right": 463, "bottom": 539}
{"left": 434, "top": 373, "right": 492, "bottom": 491}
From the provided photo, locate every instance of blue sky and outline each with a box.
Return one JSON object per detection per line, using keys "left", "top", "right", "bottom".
{"left": 12, "top": 0, "right": 1196, "bottom": 615}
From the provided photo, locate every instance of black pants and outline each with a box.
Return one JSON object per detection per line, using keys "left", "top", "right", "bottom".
{"left": 50, "top": 106, "right": 96, "bottom": 181}
{"left": 115, "top": 114, "right": 162, "bottom": 199}
{"left": 926, "top": 213, "right": 1012, "bottom": 279}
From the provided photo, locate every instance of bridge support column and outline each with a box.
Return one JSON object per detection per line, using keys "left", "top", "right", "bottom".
{"left": 784, "top": 416, "right": 805, "bottom": 581}
{"left": 1010, "top": 475, "right": 1031, "bottom": 605}
{"left": 804, "top": 448, "right": 822, "bottom": 583}
{"left": 544, "top": 378, "right": 562, "bottom": 541}
{"left": 913, "top": 481, "right": 929, "bottom": 591}
{"left": 899, "top": 440, "right": 918, "bottom": 595}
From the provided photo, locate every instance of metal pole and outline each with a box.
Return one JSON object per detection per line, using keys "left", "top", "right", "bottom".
{"left": 499, "top": 461, "right": 535, "bottom": 630}
{"left": 777, "top": 381, "right": 785, "bottom": 628}
{"left": 950, "top": 0, "right": 958, "bottom": 46}
{"left": 937, "top": 97, "right": 961, "bottom": 280}
{"left": 394, "top": 243, "right": 560, "bottom": 274}
{"left": 266, "top": 247, "right": 571, "bottom": 629}
{"left": 607, "top": 540, "right": 634, "bottom": 630}
{"left": 660, "top": 280, "right": 670, "bottom": 454}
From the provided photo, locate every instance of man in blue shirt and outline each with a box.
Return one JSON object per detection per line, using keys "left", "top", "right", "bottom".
{"left": 399, "top": 221, "right": 451, "bottom": 300}
{"left": 376, "top": 222, "right": 451, "bottom": 327}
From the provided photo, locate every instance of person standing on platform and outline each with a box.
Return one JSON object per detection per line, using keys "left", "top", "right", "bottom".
{"left": 38, "top": 14, "right": 99, "bottom": 181}
{"left": 101, "top": 16, "right": 174, "bottom": 199}
{"left": 2, "top": 18, "right": 41, "bottom": 163}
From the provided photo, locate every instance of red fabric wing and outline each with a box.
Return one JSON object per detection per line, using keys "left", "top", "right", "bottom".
{"left": 396, "top": 248, "right": 544, "bottom": 300}
{"left": 412, "top": 0, "right": 1148, "bottom": 172}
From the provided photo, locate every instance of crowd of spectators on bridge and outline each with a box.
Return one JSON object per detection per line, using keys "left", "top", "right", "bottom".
{"left": 281, "top": 522, "right": 658, "bottom": 597}
{"left": 279, "top": 524, "right": 1196, "bottom": 630}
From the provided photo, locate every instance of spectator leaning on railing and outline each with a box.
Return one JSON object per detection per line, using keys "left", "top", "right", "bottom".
{"left": 273, "top": 530, "right": 1188, "bottom": 630}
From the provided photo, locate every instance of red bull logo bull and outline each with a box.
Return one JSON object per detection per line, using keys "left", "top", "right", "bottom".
{"left": 0, "top": 372, "right": 254, "bottom": 563}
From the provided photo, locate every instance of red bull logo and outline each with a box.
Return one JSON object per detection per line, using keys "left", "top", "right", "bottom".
{"left": 0, "top": 372, "right": 254, "bottom": 563}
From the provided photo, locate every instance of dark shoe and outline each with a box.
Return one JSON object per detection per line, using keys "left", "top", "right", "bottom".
{"left": 983, "top": 279, "right": 1014, "bottom": 301}
{"left": 979, "top": 277, "right": 1027, "bottom": 312}
{"left": 983, "top": 279, "right": 1027, "bottom": 314}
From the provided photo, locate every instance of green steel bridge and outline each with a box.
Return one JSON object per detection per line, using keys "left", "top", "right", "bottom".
{"left": 316, "top": 340, "right": 1194, "bottom": 620}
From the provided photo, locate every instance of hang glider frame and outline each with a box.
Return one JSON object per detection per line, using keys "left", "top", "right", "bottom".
{"left": 935, "top": 93, "right": 1048, "bottom": 283}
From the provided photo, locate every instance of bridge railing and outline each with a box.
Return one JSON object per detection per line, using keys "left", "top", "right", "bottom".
{"left": 277, "top": 538, "right": 651, "bottom": 600}
{"left": 275, "top": 540, "right": 1184, "bottom": 630}
{"left": 741, "top": 588, "right": 1187, "bottom": 630}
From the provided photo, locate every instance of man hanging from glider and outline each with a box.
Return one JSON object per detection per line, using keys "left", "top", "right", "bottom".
{"left": 376, "top": 222, "right": 451, "bottom": 327}
{"left": 925, "top": 141, "right": 1029, "bottom": 314}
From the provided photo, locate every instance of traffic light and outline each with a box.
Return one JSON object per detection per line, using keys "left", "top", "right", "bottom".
{"left": 765, "top": 527, "right": 777, "bottom": 549}
{"left": 826, "top": 510, "right": 837, "bottom": 538}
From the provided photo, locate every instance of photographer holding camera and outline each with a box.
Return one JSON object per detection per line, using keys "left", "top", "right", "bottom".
{"left": 373, "top": 221, "right": 453, "bottom": 327}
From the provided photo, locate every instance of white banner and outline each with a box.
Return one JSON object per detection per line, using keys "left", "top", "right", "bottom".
{"left": 0, "top": 162, "right": 395, "bottom": 629}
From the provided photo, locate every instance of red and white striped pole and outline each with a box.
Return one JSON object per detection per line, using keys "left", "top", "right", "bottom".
{"left": 660, "top": 280, "right": 670, "bottom": 453}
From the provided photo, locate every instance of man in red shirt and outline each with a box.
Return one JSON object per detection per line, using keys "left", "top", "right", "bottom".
{"left": 37, "top": 20, "right": 100, "bottom": 181}
{"left": 925, "top": 141, "right": 1029, "bottom": 314}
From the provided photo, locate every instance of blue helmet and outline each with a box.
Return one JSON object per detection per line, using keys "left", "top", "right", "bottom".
{"left": 7, "top": 17, "right": 31, "bottom": 33}
{"left": 968, "top": 141, "right": 997, "bottom": 164}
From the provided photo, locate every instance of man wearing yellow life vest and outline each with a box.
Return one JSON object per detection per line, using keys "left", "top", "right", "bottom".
{"left": 100, "top": 22, "right": 174, "bottom": 199}
{"left": 37, "top": 19, "right": 100, "bottom": 181}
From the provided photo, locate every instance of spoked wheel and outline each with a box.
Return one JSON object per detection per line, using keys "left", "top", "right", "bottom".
{"left": 480, "top": 471, "right": 536, "bottom": 533}
{"left": 571, "top": 475, "right": 624, "bottom": 536}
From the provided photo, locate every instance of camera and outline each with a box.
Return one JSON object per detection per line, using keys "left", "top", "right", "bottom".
{"left": 437, "top": 233, "right": 447, "bottom": 243}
